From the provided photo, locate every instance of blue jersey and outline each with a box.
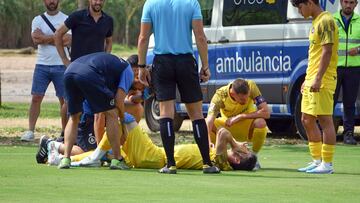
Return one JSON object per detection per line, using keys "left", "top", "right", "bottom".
{"left": 141, "top": 0, "right": 202, "bottom": 55}
{"left": 65, "top": 52, "right": 132, "bottom": 94}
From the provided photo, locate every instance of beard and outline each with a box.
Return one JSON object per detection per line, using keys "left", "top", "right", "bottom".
{"left": 46, "top": 2, "right": 59, "bottom": 12}
{"left": 91, "top": 4, "right": 102, "bottom": 12}
{"left": 342, "top": 8, "right": 353, "bottom": 16}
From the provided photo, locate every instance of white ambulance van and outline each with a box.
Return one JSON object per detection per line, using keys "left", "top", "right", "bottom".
{"left": 144, "top": 0, "right": 360, "bottom": 139}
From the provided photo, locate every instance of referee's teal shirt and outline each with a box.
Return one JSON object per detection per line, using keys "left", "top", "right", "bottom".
{"left": 141, "top": 0, "right": 203, "bottom": 55}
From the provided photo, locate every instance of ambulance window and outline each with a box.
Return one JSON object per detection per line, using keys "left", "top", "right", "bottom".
{"left": 199, "top": 0, "right": 214, "bottom": 26}
{"left": 223, "top": 0, "right": 288, "bottom": 26}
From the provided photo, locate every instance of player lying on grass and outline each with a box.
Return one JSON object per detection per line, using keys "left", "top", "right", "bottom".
{"left": 66, "top": 114, "right": 257, "bottom": 171}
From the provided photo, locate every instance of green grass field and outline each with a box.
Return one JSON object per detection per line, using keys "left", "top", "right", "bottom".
{"left": 1, "top": 145, "right": 359, "bottom": 202}
{"left": 0, "top": 102, "right": 60, "bottom": 118}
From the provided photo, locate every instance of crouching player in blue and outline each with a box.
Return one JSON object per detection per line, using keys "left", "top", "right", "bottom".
{"left": 58, "top": 52, "right": 133, "bottom": 170}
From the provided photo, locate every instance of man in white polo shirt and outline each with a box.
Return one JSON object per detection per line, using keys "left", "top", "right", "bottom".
{"left": 21, "top": 0, "right": 71, "bottom": 142}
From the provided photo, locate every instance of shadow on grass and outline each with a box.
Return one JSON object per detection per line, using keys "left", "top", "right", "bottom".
{"left": 264, "top": 145, "right": 309, "bottom": 153}
{"left": 154, "top": 169, "right": 323, "bottom": 180}
{"left": 0, "top": 136, "right": 38, "bottom": 146}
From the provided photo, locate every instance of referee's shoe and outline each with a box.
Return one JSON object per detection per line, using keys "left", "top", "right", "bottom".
{"left": 203, "top": 165, "right": 221, "bottom": 174}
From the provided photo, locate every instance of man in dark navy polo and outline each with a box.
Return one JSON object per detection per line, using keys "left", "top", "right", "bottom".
{"left": 54, "top": 0, "right": 113, "bottom": 144}
{"left": 55, "top": 0, "right": 113, "bottom": 65}
{"left": 58, "top": 52, "right": 134, "bottom": 170}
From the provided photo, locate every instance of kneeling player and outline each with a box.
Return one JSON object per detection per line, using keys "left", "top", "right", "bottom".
{"left": 206, "top": 78, "right": 270, "bottom": 170}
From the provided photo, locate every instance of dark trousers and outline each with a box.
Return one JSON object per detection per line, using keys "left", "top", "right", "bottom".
{"left": 334, "top": 67, "right": 360, "bottom": 134}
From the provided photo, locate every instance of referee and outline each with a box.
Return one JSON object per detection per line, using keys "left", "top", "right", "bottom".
{"left": 137, "top": 0, "right": 219, "bottom": 174}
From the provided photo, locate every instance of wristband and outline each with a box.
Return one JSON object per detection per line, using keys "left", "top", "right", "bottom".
{"left": 138, "top": 64, "right": 146, "bottom": 68}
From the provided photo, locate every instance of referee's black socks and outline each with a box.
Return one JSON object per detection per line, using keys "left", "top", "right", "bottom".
{"left": 159, "top": 118, "right": 176, "bottom": 167}
{"left": 192, "top": 119, "right": 212, "bottom": 166}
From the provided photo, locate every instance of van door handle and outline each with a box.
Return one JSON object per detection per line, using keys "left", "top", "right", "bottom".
{"left": 218, "top": 37, "right": 229, "bottom": 43}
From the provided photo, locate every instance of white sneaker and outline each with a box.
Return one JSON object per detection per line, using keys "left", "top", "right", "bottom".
{"left": 71, "top": 156, "right": 101, "bottom": 167}
{"left": 47, "top": 141, "right": 61, "bottom": 166}
{"left": 20, "top": 131, "right": 34, "bottom": 142}
{"left": 297, "top": 160, "right": 320, "bottom": 172}
{"left": 306, "top": 162, "right": 334, "bottom": 174}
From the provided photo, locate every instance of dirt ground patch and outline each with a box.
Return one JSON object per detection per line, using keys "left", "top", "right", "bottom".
{"left": 0, "top": 54, "right": 58, "bottom": 102}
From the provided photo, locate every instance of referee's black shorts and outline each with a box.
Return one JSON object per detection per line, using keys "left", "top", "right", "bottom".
{"left": 151, "top": 54, "right": 203, "bottom": 103}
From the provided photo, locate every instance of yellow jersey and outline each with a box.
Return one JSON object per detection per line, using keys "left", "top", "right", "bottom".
{"left": 306, "top": 11, "right": 338, "bottom": 90}
{"left": 208, "top": 80, "right": 261, "bottom": 118}
{"left": 122, "top": 125, "right": 166, "bottom": 169}
{"left": 123, "top": 125, "right": 216, "bottom": 169}
{"left": 174, "top": 145, "right": 216, "bottom": 170}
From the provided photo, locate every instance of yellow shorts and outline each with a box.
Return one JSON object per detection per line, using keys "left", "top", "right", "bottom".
{"left": 212, "top": 116, "right": 254, "bottom": 143}
{"left": 301, "top": 86, "right": 334, "bottom": 116}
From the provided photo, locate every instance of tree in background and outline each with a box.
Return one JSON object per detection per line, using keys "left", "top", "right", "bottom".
{"left": 77, "top": 0, "right": 86, "bottom": 10}
{"left": 123, "top": 0, "right": 145, "bottom": 46}
{"left": 0, "top": 0, "right": 145, "bottom": 48}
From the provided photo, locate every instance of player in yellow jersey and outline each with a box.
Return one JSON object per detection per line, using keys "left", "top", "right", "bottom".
{"left": 67, "top": 114, "right": 257, "bottom": 171}
{"left": 205, "top": 78, "right": 270, "bottom": 170}
{"left": 291, "top": 0, "right": 339, "bottom": 174}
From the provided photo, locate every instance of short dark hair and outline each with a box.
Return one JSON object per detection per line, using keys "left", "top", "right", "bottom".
{"left": 126, "top": 54, "right": 138, "bottom": 67}
{"left": 229, "top": 153, "right": 257, "bottom": 171}
{"left": 291, "top": 0, "right": 319, "bottom": 7}
{"left": 231, "top": 78, "right": 249, "bottom": 95}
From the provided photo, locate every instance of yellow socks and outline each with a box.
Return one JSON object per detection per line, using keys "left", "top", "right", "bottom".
{"left": 322, "top": 144, "right": 335, "bottom": 163}
{"left": 308, "top": 142, "right": 322, "bottom": 161}
{"left": 251, "top": 127, "right": 267, "bottom": 153}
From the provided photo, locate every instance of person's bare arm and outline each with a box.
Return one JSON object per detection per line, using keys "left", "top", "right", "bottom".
{"left": 31, "top": 28, "right": 55, "bottom": 45}
{"left": 137, "top": 23, "right": 152, "bottom": 86}
{"left": 63, "top": 34, "right": 72, "bottom": 47}
{"left": 226, "top": 102, "right": 270, "bottom": 127}
{"left": 115, "top": 88, "right": 127, "bottom": 122}
{"left": 241, "top": 102, "right": 270, "bottom": 120}
{"left": 310, "top": 43, "right": 333, "bottom": 92}
{"left": 115, "top": 88, "right": 127, "bottom": 138}
{"left": 205, "top": 114, "right": 216, "bottom": 145}
{"left": 192, "top": 19, "right": 210, "bottom": 82}
{"left": 215, "top": 128, "right": 249, "bottom": 157}
{"left": 105, "top": 36, "right": 112, "bottom": 53}
{"left": 55, "top": 24, "right": 71, "bottom": 66}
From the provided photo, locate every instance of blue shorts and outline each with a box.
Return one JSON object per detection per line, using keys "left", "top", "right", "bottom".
{"left": 76, "top": 113, "right": 97, "bottom": 152}
{"left": 64, "top": 63, "right": 115, "bottom": 115}
{"left": 31, "top": 64, "right": 66, "bottom": 98}
{"left": 64, "top": 63, "right": 133, "bottom": 115}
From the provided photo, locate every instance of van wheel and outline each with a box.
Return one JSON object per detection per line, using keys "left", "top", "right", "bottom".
{"left": 144, "top": 96, "right": 184, "bottom": 132}
{"left": 267, "top": 119, "right": 297, "bottom": 135}
{"left": 294, "top": 94, "right": 340, "bottom": 140}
